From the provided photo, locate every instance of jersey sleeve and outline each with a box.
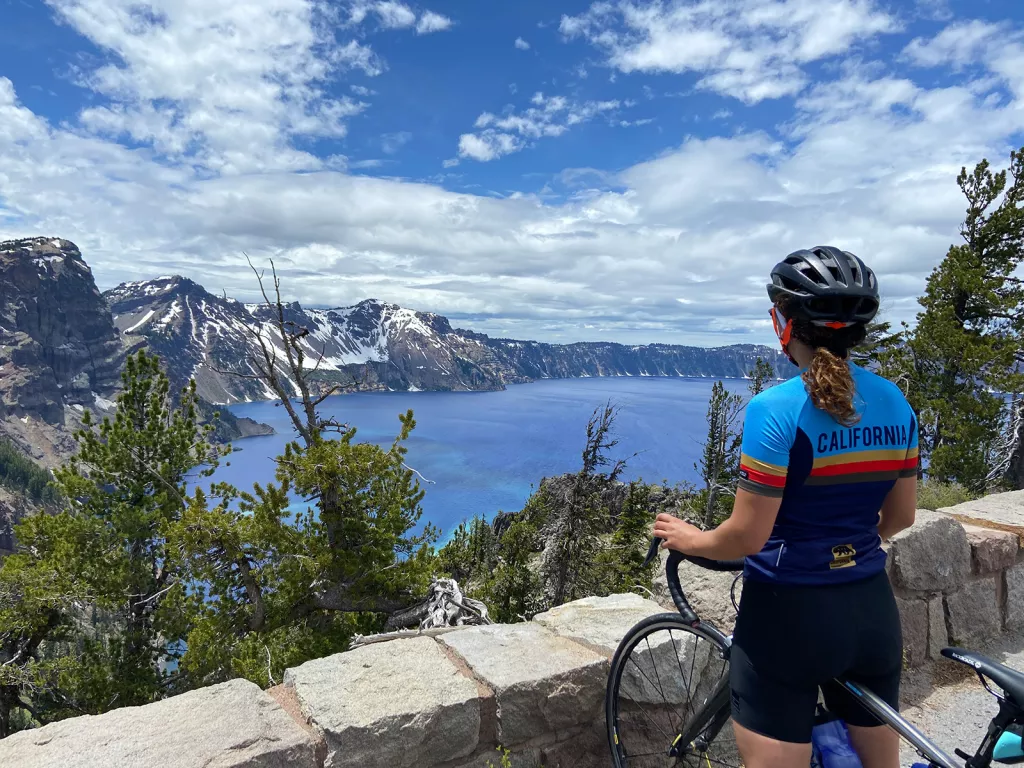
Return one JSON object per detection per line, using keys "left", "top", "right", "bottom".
{"left": 898, "top": 411, "right": 919, "bottom": 478}
{"left": 738, "top": 396, "right": 794, "bottom": 498}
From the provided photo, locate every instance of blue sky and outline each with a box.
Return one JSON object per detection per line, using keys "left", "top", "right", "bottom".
{"left": 1, "top": 0, "right": 1023, "bottom": 345}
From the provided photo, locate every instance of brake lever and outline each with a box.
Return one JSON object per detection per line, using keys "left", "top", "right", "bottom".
{"left": 643, "top": 536, "right": 663, "bottom": 567}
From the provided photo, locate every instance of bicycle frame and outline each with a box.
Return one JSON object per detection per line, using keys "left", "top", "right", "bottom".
{"left": 838, "top": 680, "right": 959, "bottom": 768}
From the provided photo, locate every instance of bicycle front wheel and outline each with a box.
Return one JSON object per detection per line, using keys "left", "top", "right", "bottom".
{"left": 606, "top": 613, "right": 740, "bottom": 768}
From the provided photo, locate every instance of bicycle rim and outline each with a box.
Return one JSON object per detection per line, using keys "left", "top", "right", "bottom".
{"left": 606, "top": 614, "right": 741, "bottom": 768}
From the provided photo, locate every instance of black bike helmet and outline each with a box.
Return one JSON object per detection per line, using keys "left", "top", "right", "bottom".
{"left": 766, "top": 245, "right": 879, "bottom": 325}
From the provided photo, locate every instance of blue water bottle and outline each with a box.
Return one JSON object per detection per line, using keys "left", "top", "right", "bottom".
{"left": 810, "top": 719, "right": 863, "bottom": 768}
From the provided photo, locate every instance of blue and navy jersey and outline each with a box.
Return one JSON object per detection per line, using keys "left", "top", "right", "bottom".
{"left": 737, "top": 364, "right": 918, "bottom": 585}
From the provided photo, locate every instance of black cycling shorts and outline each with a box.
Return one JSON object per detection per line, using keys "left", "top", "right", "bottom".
{"left": 729, "top": 570, "right": 902, "bottom": 744}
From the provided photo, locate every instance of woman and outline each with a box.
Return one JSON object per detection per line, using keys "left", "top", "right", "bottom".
{"left": 654, "top": 246, "right": 918, "bottom": 768}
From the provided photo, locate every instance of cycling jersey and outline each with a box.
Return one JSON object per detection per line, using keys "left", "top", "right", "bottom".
{"left": 737, "top": 364, "right": 918, "bottom": 585}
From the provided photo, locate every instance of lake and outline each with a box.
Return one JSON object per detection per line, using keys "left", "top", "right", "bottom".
{"left": 201, "top": 377, "right": 752, "bottom": 540}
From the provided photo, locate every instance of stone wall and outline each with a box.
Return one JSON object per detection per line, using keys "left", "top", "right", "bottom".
{"left": 890, "top": 490, "right": 1024, "bottom": 667}
{"left": 4, "top": 490, "right": 1024, "bottom": 768}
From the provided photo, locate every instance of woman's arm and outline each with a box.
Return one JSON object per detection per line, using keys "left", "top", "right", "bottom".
{"left": 653, "top": 489, "right": 782, "bottom": 560}
{"left": 877, "top": 475, "right": 916, "bottom": 541}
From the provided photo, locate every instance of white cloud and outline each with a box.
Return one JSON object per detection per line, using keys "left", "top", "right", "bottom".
{"left": 370, "top": 1, "right": 416, "bottom": 28}
{"left": 349, "top": 2, "right": 451, "bottom": 33}
{"left": 45, "top": 0, "right": 373, "bottom": 174}
{"left": 903, "top": 21, "right": 1024, "bottom": 98}
{"left": 416, "top": 10, "right": 451, "bottom": 34}
{"left": 903, "top": 20, "right": 1007, "bottom": 68}
{"left": 560, "top": 0, "right": 900, "bottom": 103}
{"left": 3, "top": 15, "right": 1024, "bottom": 346}
{"left": 515, "top": 36, "right": 530, "bottom": 50}
{"left": 915, "top": 0, "right": 953, "bottom": 22}
{"left": 458, "top": 93, "right": 622, "bottom": 162}
{"left": 351, "top": 84, "right": 376, "bottom": 96}
{"left": 381, "top": 131, "right": 412, "bottom": 154}
{"left": 336, "top": 40, "right": 387, "bottom": 76}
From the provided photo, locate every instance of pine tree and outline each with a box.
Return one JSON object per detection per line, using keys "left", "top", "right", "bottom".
{"left": 166, "top": 261, "right": 437, "bottom": 686}
{"left": 0, "top": 350, "right": 227, "bottom": 732}
{"left": 747, "top": 357, "right": 775, "bottom": 397}
{"left": 901, "top": 147, "right": 1024, "bottom": 490}
{"left": 539, "top": 402, "right": 628, "bottom": 606}
{"left": 696, "top": 382, "right": 743, "bottom": 528}
{"left": 601, "top": 481, "right": 657, "bottom": 594}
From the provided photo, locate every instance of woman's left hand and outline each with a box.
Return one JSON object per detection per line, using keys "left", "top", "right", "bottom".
{"left": 653, "top": 513, "right": 703, "bottom": 554}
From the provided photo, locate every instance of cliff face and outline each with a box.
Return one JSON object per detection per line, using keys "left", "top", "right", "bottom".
{"left": 0, "top": 238, "right": 124, "bottom": 464}
{"left": 0, "top": 239, "right": 270, "bottom": 471}
{"left": 105, "top": 277, "right": 792, "bottom": 405}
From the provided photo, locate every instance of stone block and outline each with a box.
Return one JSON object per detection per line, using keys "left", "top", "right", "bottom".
{"left": 285, "top": 635, "right": 482, "bottom": 768}
{"left": 652, "top": 549, "right": 742, "bottom": 633}
{"left": 941, "top": 491, "right": 1024, "bottom": 538}
{"left": 440, "top": 623, "right": 606, "bottom": 747}
{"left": 946, "top": 577, "right": 1001, "bottom": 647}
{"left": 889, "top": 510, "right": 971, "bottom": 592}
{"left": 0, "top": 679, "right": 318, "bottom": 768}
{"left": 612, "top": 620, "right": 726, "bottom": 714}
{"left": 1006, "top": 562, "right": 1024, "bottom": 632}
{"left": 451, "top": 746, "right": 543, "bottom": 768}
{"left": 928, "top": 594, "right": 948, "bottom": 660}
{"left": 532, "top": 592, "right": 665, "bottom": 656}
{"left": 895, "top": 596, "right": 928, "bottom": 668}
{"left": 539, "top": 719, "right": 608, "bottom": 768}
{"left": 963, "top": 524, "right": 1019, "bottom": 574}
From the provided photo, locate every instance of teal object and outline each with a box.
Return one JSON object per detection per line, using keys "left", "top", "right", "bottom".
{"left": 994, "top": 728, "right": 1024, "bottom": 763}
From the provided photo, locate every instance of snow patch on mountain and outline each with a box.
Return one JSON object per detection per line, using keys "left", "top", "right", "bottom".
{"left": 103, "top": 275, "right": 792, "bottom": 406}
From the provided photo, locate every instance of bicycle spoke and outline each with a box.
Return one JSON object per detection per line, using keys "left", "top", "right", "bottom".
{"left": 609, "top": 618, "right": 741, "bottom": 768}
{"left": 644, "top": 634, "right": 680, "bottom": 735}
{"left": 617, "top": 688, "right": 674, "bottom": 742}
{"left": 670, "top": 628, "right": 699, "bottom": 721}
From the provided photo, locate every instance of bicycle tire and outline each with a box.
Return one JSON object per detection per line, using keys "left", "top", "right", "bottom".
{"left": 606, "top": 613, "right": 739, "bottom": 768}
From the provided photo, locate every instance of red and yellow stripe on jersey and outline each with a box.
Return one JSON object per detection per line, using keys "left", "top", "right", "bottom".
{"left": 807, "top": 446, "right": 919, "bottom": 485}
{"left": 738, "top": 454, "right": 787, "bottom": 497}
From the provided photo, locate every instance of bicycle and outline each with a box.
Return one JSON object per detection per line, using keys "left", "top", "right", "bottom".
{"left": 606, "top": 536, "right": 1024, "bottom": 768}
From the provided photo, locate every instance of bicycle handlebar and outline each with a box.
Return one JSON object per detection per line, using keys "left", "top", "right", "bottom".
{"left": 644, "top": 536, "right": 744, "bottom": 625}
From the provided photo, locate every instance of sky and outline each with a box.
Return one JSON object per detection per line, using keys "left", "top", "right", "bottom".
{"left": 0, "top": 0, "right": 1023, "bottom": 347}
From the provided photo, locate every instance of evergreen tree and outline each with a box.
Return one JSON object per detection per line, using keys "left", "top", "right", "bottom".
{"left": 166, "top": 261, "right": 437, "bottom": 686}
{"left": 852, "top": 316, "right": 902, "bottom": 369}
{"left": 696, "top": 382, "right": 743, "bottom": 528}
{"left": 900, "top": 148, "right": 1024, "bottom": 490}
{"left": 483, "top": 513, "right": 545, "bottom": 623}
{"left": 747, "top": 357, "right": 776, "bottom": 397}
{"left": 539, "top": 402, "right": 627, "bottom": 606}
{"left": 0, "top": 350, "right": 227, "bottom": 732}
{"left": 599, "top": 481, "right": 657, "bottom": 595}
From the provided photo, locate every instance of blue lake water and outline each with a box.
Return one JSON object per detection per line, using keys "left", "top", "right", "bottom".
{"left": 202, "top": 377, "right": 751, "bottom": 540}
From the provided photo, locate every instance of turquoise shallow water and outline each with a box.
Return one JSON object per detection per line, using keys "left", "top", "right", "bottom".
{"left": 199, "top": 377, "right": 749, "bottom": 539}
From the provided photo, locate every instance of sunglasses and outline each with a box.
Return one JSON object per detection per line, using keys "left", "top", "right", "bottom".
{"left": 771, "top": 306, "right": 857, "bottom": 340}
{"left": 770, "top": 306, "right": 791, "bottom": 346}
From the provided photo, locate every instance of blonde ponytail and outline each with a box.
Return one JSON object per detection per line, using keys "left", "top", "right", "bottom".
{"left": 803, "top": 347, "right": 859, "bottom": 426}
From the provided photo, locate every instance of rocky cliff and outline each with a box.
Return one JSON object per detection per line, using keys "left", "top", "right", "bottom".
{"left": 0, "top": 239, "right": 270, "bottom": 464}
{"left": 105, "top": 276, "right": 792, "bottom": 406}
{"left": 0, "top": 237, "right": 124, "bottom": 465}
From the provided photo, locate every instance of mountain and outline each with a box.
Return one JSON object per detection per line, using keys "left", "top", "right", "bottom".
{"left": 0, "top": 238, "right": 270, "bottom": 468}
{"left": 0, "top": 237, "right": 126, "bottom": 465}
{"left": 105, "top": 275, "right": 792, "bottom": 405}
